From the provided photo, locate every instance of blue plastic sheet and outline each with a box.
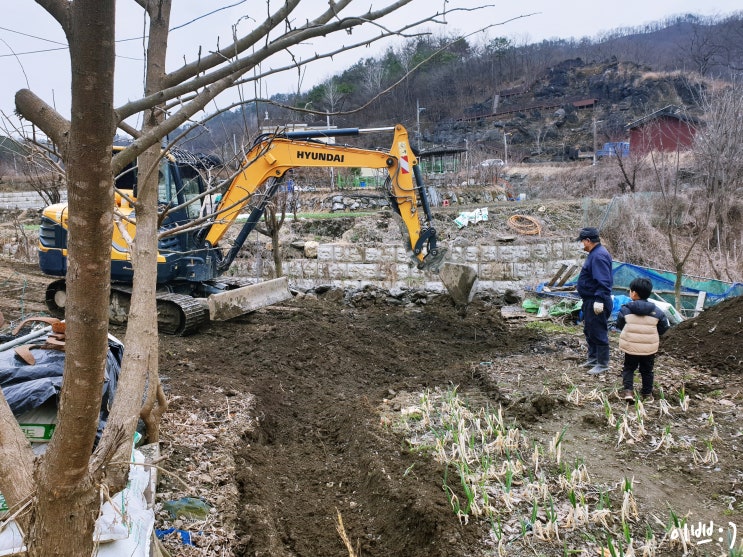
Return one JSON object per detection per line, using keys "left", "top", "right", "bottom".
{"left": 155, "top": 528, "right": 194, "bottom": 545}
{"left": 0, "top": 335, "right": 123, "bottom": 440}
{"left": 611, "top": 294, "right": 632, "bottom": 321}
{"left": 534, "top": 261, "right": 743, "bottom": 313}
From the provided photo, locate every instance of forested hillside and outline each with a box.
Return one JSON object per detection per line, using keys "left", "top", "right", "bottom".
{"left": 178, "top": 11, "right": 742, "bottom": 160}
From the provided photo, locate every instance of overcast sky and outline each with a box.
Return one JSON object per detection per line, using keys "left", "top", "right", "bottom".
{"left": 1, "top": 0, "right": 740, "bottom": 129}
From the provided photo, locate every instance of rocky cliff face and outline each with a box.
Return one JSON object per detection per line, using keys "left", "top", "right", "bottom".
{"left": 432, "top": 59, "right": 706, "bottom": 163}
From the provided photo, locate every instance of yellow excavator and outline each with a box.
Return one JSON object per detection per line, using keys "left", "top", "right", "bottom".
{"left": 38, "top": 124, "right": 474, "bottom": 334}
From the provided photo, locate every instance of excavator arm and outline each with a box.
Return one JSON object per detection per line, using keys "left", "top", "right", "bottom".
{"left": 204, "top": 124, "right": 445, "bottom": 272}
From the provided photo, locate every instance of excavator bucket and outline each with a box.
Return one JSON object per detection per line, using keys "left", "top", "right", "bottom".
{"left": 207, "top": 277, "right": 292, "bottom": 321}
{"left": 439, "top": 263, "right": 478, "bottom": 314}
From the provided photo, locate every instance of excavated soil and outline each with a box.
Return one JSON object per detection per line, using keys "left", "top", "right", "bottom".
{"left": 154, "top": 290, "right": 522, "bottom": 557}
{"left": 151, "top": 291, "right": 743, "bottom": 556}
{"left": 662, "top": 295, "right": 743, "bottom": 373}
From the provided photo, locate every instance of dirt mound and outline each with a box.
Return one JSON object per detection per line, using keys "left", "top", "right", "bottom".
{"left": 661, "top": 295, "right": 743, "bottom": 374}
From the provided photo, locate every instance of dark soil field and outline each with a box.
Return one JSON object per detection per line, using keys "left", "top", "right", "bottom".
{"left": 0, "top": 207, "right": 742, "bottom": 556}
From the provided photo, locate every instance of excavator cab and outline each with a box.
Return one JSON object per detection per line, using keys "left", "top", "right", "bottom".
{"left": 104, "top": 148, "right": 218, "bottom": 285}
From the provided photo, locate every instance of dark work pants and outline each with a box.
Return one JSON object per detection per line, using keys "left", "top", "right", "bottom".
{"left": 622, "top": 353, "right": 655, "bottom": 396}
{"left": 582, "top": 297, "right": 612, "bottom": 364}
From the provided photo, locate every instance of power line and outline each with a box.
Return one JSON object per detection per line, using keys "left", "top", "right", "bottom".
{"left": 0, "top": 25, "right": 65, "bottom": 46}
{"left": 1, "top": 0, "right": 248, "bottom": 59}
{"left": 0, "top": 46, "right": 141, "bottom": 61}
{"left": 169, "top": 0, "right": 248, "bottom": 32}
{"left": 0, "top": 26, "right": 142, "bottom": 60}
{"left": 0, "top": 46, "right": 66, "bottom": 58}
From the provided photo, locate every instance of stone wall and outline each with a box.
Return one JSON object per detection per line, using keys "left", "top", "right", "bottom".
{"left": 231, "top": 238, "right": 583, "bottom": 295}
{"left": 0, "top": 191, "right": 66, "bottom": 210}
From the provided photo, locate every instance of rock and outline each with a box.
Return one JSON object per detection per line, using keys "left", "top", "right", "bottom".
{"left": 303, "top": 241, "right": 319, "bottom": 258}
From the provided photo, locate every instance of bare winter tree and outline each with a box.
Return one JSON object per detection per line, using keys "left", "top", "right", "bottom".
{"left": 362, "top": 60, "right": 387, "bottom": 98}
{"left": 693, "top": 84, "right": 743, "bottom": 257}
{"left": 613, "top": 150, "right": 646, "bottom": 194}
{"left": 258, "top": 190, "right": 291, "bottom": 278}
{"left": 3, "top": 1, "right": 492, "bottom": 554}
{"left": 0, "top": 119, "right": 65, "bottom": 204}
{"left": 676, "top": 16, "right": 725, "bottom": 76}
{"left": 650, "top": 148, "right": 712, "bottom": 312}
{"left": 322, "top": 78, "right": 346, "bottom": 116}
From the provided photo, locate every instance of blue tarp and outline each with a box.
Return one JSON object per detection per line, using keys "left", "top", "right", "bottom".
{"left": 0, "top": 335, "right": 123, "bottom": 440}
{"left": 534, "top": 261, "right": 743, "bottom": 314}
{"left": 609, "top": 262, "right": 743, "bottom": 309}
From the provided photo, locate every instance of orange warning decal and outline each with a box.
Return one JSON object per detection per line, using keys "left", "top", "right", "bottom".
{"left": 398, "top": 142, "right": 410, "bottom": 174}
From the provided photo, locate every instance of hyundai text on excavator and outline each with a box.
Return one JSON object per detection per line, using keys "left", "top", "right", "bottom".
{"left": 38, "top": 124, "right": 474, "bottom": 335}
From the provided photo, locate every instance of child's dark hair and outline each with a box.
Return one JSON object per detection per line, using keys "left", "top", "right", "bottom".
{"left": 629, "top": 277, "right": 653, "bottom": 300}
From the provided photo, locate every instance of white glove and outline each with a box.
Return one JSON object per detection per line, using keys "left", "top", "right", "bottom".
{"left": 593, "top": 302, "right": 604, "bottom": 315}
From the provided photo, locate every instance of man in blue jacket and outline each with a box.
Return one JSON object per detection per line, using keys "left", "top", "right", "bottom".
{"left": 575, "top": 227, "right": 613, "bottom": 374}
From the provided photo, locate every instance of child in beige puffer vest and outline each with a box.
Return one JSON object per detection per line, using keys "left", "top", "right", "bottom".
{"left": 616, "top": 277, "right": 670, "bottom": 403}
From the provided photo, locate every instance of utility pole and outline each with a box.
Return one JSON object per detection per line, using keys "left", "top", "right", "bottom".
{"left": 465, "top": 138, "right": 469, "bottom": 186}
{"left": 593, "top": 116, "right": 597, "bottom": 165}
{"left": 592, "top": 116, "right": 603, "bottom": 165}
{"left": 328, "top": 110, "right": 334, "bottom": 190}
{"left": 503, "top": 131, "right": 511, "bottom": 164}
{"left": 416, "top": 99, "right": 425, "bottom": 151}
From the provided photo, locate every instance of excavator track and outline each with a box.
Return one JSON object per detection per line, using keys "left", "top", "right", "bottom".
{"left": 45, "top": 280, "right": 208, "bottom": 335}
{"left": 113, "top": 287, "right": 209, "bottom": 335}
{"left": 154, "top": 292, "right": 209, "bottom": 336}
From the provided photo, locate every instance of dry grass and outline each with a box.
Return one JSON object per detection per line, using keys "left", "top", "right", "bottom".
{"left": 504, "top": 159, "right": 743, "bottom": 282}
{"left": 153, "top": 392, "right": 256, "bottom": 556}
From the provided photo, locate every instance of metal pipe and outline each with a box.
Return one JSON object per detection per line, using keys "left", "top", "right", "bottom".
{"left": 284, "top": 126, "right": 395, "bottom": 140}
{"left": 0, "top": 326, "right": 52, "bottom": 352}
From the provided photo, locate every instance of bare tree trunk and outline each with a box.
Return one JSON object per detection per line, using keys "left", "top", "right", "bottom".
{"left": 141, "top": 381, "right": 169, "bottom": 441}
{"left": 264, "top": 203, "right": 287, "bottom": 277}
{"left": 272, "top": 227, "right": 283, "bottom": 277}
{"left": 27, "top": 1, "right": 117, "bottom": 554}
{"left": 100, "top": 0, "right": 172, "bottom": 489}
{"left": 0, "top": 396, "right": 35, "bottom": 533}
{"left": 100, "top": 145, "right": 162, "bottom": 488}
{"left": 674, "top": 261, "right": 685, "bottom": 314}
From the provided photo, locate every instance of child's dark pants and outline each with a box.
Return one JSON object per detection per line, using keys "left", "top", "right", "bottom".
{"left": 622, "top": 353, "right": 655, "bottom": 396}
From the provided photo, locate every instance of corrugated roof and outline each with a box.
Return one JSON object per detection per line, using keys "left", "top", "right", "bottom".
{"left": 625, "top": 104, "right": 699, "bottom": 129}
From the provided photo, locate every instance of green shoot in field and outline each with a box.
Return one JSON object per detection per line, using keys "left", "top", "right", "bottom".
{"left": 621, "top": 477, "right": 638, "bottom": 522}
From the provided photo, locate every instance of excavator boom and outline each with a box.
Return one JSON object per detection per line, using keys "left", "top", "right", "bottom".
{"left": 205, "top": 124, "right": 444, "bottom": 271}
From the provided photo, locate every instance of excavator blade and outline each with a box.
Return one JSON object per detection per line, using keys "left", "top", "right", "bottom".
{"left": 207, "top": 277, "right": 292, "bottom": 321}
{"left": 439, "top": 262, "right": 478, "bottom": 310}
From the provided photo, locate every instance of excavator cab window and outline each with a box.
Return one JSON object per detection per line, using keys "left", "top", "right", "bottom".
{"left": 115, "top": 162, "right": 138, "bottom": 192}
{"left": 177, "top": 165, "right": 204, "bottom": 219}
{"left": 158, "top": 162, "right": 176, "bottom": 206}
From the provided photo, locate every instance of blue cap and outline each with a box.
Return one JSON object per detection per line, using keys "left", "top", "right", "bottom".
{"left": 575, "top": 227, "right": 600, "bottom": 241}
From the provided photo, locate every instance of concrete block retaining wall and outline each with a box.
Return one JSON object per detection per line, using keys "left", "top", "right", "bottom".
{"left": 231, "top": 238, "right": 583, "bottom": 294}
{"left": 0, "top": 191, "right": 67, "bottom": 210}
